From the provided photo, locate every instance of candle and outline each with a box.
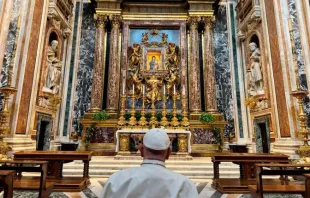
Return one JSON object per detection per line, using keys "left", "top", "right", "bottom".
{"left": 133, "top": 84, "right": 135, "bottom": 95}
{"left": 143, "top": 85, "right": 145, "bottom": 95}
{"left": 174, "top": 84, "right": 176, "bottom": 95}
{"left": 122, "top": 82, "right": 125, "bottom": 94}
{"left": 182, "top": 86, "right": 185, "bottom": 96}
{"left": 288, "top": 17, "right": 293, "bottom": 32}
{"left": 164, "top": 85, "right": 166, "bottom": 95}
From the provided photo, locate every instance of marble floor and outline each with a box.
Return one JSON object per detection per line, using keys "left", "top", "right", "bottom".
{"left": 0, "top": 178, "right": 303, "bottom": 198}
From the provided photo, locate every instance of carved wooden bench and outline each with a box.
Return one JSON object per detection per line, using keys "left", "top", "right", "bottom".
{"left": 0, "top": 170, "right": 15, "bottom": 198}
{"left": 248, "top": 163, "right": 310, "bottom": 198}
{"left": 0, "top": 160, "right": 54, "bottom": 198}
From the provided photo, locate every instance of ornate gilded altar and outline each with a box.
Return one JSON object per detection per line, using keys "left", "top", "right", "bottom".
{"left": 79, "top": 0, "right": 228, "bottom": 156}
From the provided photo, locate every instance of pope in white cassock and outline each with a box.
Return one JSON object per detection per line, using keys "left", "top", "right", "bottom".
{"left": 100, "top": 128, "right": 199, "bottom": 198}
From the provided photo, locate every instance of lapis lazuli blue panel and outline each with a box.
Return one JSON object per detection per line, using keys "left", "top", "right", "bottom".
{"left": 130, "top": 29, "right": 180, "bottom": 46}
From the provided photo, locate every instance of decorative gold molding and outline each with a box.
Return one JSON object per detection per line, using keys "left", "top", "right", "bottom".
{"left": 188, "top": 11, "right": 214, "bottom": 16}
{"left": 122, "top": 13, "right": 188, "bottom": 21}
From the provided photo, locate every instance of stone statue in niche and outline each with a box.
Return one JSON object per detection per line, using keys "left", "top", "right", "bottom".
{"left": 44, "top": 40, "right": 62, "bottom": 94}
{"left": 248, "top": 42, "right": 264, "bottom": 96}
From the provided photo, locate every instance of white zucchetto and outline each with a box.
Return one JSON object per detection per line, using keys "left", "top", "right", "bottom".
{"left": 143, "top": 128, "right": 170, "bottom": 150}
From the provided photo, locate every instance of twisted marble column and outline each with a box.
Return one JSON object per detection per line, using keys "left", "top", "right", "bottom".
{"left": 90, "top": 15, "right": 107, "bottom": 112}
{"left": 203, "top": 16, "right": 217, "bottom": 113}
{"left": 188, "top": 17, "right": 202, "bottom": 113}
{"left": 106, "top": 15, "right": 122, "bottom": 114}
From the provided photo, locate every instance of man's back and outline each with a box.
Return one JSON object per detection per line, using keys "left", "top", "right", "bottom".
{"left": 100, "top": 159, "right": 198, "bottom": 198}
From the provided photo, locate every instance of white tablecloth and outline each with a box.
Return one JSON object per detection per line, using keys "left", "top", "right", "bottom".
{"left": 116, "top": 129, "right": 191, "bottom": 152}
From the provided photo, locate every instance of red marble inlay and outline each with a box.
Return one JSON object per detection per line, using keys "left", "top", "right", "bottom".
{"left": 265, "top": 0, "right": 291, "bottom": 137}
{"left": 16, "top": 0, "right": 44, "bottom": 134}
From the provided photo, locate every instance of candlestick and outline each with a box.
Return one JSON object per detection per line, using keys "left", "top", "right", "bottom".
{"left": 118, "top": 94, "right": 127, "bottom": 127}
{"left": 160, "top": 88, "right": 169, "bottom": 127}
{"left": 164, "top": 85, "right": 166, "bottom": 95}
{"left": 128, "top": 94, "right": 137, "bottom": 128}
{"left": 138, "top": 95, "right": 147, "bottom": 128}
{"left": 149, "top": 98, "right": 157, "bottom": 129}
{"left": 171, "top": 94, "right": 180, "bottom": 128}
{"left": 174, "top": 84, "right": 176, "bottom": 95}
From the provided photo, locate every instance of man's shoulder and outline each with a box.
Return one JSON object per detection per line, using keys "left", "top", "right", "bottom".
{"left": 108, "top": 167, "right": 140, "bottom": 180}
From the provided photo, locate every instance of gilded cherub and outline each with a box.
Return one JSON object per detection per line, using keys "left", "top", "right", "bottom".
{"left": 161, "top": 33, "right": 168, "bottom": 44}
{"left": 141, "top": 32, "right": 149, "bottom": 44}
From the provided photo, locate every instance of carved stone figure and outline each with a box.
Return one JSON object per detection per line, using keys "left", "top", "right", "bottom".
{"left": 248, "top": 42, "right": 263, "bottom": 95}
{"left": 44, "top": 40, "right": 62, "bottom": 94}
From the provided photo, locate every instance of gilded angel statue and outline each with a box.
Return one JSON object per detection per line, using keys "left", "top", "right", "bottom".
{"left": 165, "top": 42, "right": 179, "bottom": 70}
{"left": 165, "top": 70, "right": 180, "bottom": 98}
{"left": 145, "top": 75, "right": 163, "bottom": 103}
{"left": 128, "top": 43, "right": 142, "bottom": 72}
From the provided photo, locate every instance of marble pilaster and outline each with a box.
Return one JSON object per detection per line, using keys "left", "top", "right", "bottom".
{"left": 89, "top": 14, "right": 107, "bottom": 112}
{"left": 188, "top": 16, "right": 202, "bottom": 114}
{"left": 106, "top": 15, "right": 121, "bottom": 115}
{"left": 202, "top": 16, "right": 217, "bottom": 113}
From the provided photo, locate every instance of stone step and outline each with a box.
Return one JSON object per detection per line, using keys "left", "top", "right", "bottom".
{"left": 70, "top": 160, "right": 236, "bottom": 166}
{"left": 63, "top": 169, "right": 239, "bottom": 178}
{"left": 63, "top": 164, "right": 239, "bottom": 171}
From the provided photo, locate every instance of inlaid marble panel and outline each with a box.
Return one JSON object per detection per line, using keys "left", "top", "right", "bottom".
{"left": 1, "top": 0, "right": 21, "bottom": 86}
{"left": 90, "top": 127, "right": 115, "bottom": 143}
{"left": 288, "top": 0, "right": 310, "bottom": 127}
{"left": 63, "top": 2, "right": 80, "bottom": 136}
{"left": 73, "top": 3, "right": 96, "bottom": 134}
{"left": 193, "top": 128, "right": 216, "bottom": 144}
{"left": 214, "top": 5, "right": 234, "bottom": 136}
{"left": 0, "top": 0, "right": 21, "bottom": 110}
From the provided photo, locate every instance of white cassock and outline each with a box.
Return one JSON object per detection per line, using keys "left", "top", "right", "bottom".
{"left": 100, "top": 159, "right": 199, "bottom": 198}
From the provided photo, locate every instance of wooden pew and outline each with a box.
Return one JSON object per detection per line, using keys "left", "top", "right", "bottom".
{"left": 14, "top": 151, "right": 92, "bottom": 192}
{"left": 0, "top": 160, "right": 54, "bottom": 198}
{"left": 212, "top": 153, "right": 289, "bottom": 193}
{"left": 0, "top": 170, "right": 15, "bottom": 198}
{"left": 304, "top": 174, "right": 310, "bottom": 197}
{"left": 248, "top": 164, "right": 310, "bottom": 198}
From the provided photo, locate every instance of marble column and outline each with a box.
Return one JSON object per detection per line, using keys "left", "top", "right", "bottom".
{"left": 106, "top": 15, "right": 122, "bottom": 115}
{"left": 90, "top": 15, "right": 107, "bottom": 112}
{"left": 202, "top": 16, "right": 217, "bottom": 113}
{"left": 188, "top": 16, "right": 202, "bottom": 113}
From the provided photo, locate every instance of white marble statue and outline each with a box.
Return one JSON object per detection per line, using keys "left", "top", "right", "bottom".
{"left": 248, "top": 42, "right": 264, "bottom": 96}
{"left": 44, "top": 40, "right": 62, "bottom": 94}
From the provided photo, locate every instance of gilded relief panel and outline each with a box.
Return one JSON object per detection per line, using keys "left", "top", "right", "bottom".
{"left": 126, "top": 29, "right": 182, "bottom": 110}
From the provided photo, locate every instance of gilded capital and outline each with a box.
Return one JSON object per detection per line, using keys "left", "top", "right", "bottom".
{"left": 188, "top": 16, "right": 200, "bottom": 30}
{"left": 110, "top": 15, "right": 122, "bottom": 29}
{"left": 94, "top": 14, "right": 107, "bottom": 28}
{"left": 202, "top": 16, "right": 215, "bottom": 29}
